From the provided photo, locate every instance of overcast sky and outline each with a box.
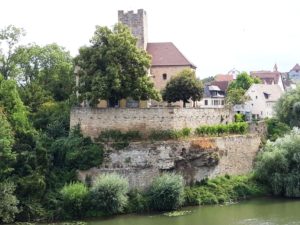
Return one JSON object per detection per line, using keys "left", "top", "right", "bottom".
{"left": 1, "top": 0, "right": 300, "bottom": 78}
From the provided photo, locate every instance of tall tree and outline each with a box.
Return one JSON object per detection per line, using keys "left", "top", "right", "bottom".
{"left": 275, "top": 86, "right": 300, "bottom": 127}
{"left": 227, "top": 72, "right": 260, "bottom": 91}
{"left": 162, "top": 68, "right": 204, "bottom": 107}
{"left": 75, "top": 23, "right": 160, "bottom": 107}
{"left": 13, "top": 43, "right": 74, "bottom": 111}
{"left": 0, "top": 108, "right": 15, "bottom": 180}
{"left": 226, "top": 72, "right": 260, "bottom": 105}
{"left": 0, "top": 25, "right": 25, "bottom": 79}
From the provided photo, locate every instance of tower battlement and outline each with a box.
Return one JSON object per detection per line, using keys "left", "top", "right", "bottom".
{"left": 118, "top": 9, "right": 148, "bottom": 50}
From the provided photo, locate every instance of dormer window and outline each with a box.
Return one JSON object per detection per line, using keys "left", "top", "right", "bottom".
{"left": 162, "top": 73, "right": 167, "bottom": 80}
{"left": 263, "top": 92, "right": 270, "bottom": 99}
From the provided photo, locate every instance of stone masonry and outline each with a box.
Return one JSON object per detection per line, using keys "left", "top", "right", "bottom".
{"left": 118, "top": 9, "right": 148, "bottom": 50}
{"left": 78, "top": 134, "right": 261, "bottom": 189}
{"left": 70, "top": 107, "right": 233, "bottom": 138}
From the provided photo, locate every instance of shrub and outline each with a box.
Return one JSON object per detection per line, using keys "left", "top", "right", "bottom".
{"left": 195, "top": 122, "right": 248, "bottom": 136}
{"left": 97, "top": 130, "right": 141, "bottom": 150}
{"left": 184, "top": 175, "right": 267, "bottom": 206}
{"left": 89, "top": 173, "right": 129, "bottom": 215}
{"left": 147, "top": 173, "right": 185, "bottom": 211}
{"left": 98, "top": 130, "right": 141, "bottom": 142}
{"left": 50, "top": 126, "right": 104, "bottom": 170}
{"left": 149, "top": 128, "right": 191, "bottom": 141}
{"left": 0, "top": 182, "right": 19, "bottom": 223}
{"left": 126, "top": 189, "right": 149, "bottom": 213}
{"left": 255, "top": 128, "right": 300, "bottom": 197}
{"left": 60, "top": 182, "right": 88, "bottom": 218}
{"left": 266, "top": 118, "right": 290, "bottom": 141}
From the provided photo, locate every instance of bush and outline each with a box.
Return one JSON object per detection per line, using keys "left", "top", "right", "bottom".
{"left": 0, "top": 182, "right": 19, "bottom": 223}
{"left": 147, "top": 173, "right": 185, "bottom": 211}
{"left": 89, "top": 173, "right": 129, "bottom": 215}
{"left": 50, "top": 126, "right": 104, "bottom": 170}
{"left": 149, "top": 128, "right": 192, "bottom": 141}
{"left": 266, "top": 118, "right": 290, "bottom": 141}
{"left": 126, "top": 189, "right": 149, "bottom": 213}
{"left": 195, "top": 122, "right": 248, "bottom": 136}
{"left": 60, "top": 182, "right": 88, "bottom": 218}
{"left": 255, "top": 128, "right": 300, "bottom": 197}
{"left": 97, "top": 130, "right": 141, "bottom": 150}
{"left": 184, "top": 175, "right": 267, "bottom": 206}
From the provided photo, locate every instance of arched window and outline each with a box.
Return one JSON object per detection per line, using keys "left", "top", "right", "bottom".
{"left": 162, "top": 73, "right": 167, "bottom": 80}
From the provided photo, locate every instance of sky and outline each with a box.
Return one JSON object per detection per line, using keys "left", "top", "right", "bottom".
{"left": 1, "top": 0, "right": 300, "bottom": 78}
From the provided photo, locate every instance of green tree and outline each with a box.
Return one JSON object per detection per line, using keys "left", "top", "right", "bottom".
{"left": 13, "top": 44, "right": 75, "bottom": 105}
{"left": 0, "top": 25, "right": 25, "bottom": 79}
{"left": 0, "top": 108, "right": 15, "bottom": 180}
{"left": 226, "top": 88, "right": 249, "bottom": 105}
{"left": 201, "top": 76, "right": 215, "bottom": 85}
{"left": 227, "top": 72, "right": 260, "bottom": 91}
{"left": 162, "top": 68, "right": 204, "bottom": 107}
{"left": 266, "top": 118, "right": 290, "bottom": 141}
{"left": 275, "top": 86, "right": 300, "bottom": 127}
{"left": 0, "top": 182, "right": 19, "bottom": 223}
{"left": 226, "top": 72, "right": 260, "bottom": 105}
{"left": 75, "top": 23, "right": 160, "bottom": 107}
{"left": 255, "top": 128, "right": 300, "bottom": 197}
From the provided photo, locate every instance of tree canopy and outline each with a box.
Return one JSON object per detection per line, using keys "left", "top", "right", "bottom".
{"left": 75, "top": 23, "right": 160, "bottom": 107}
{"left": 227, "top": 72, "right": 260, "bottom": 91}
{"left": 255, "top": 128, "right": 300, "bottom": 197}
{"left": 275, "top": 85, "right": 300, "bottom": 127}
{"left": 0, "top": 25, "right": 25, "bottom": 79}
{"left": 162, "top": 68, "right": 203, "bottom": 107}
{"left": 226, "top": 72, "right": 260, "bottom": 105}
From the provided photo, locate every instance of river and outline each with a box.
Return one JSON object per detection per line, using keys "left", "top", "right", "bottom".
{"left": 87, "top": 198, "right": 300, "bottom": 225}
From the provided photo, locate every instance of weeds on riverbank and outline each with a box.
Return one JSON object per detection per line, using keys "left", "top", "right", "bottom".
{"left": 184, "top": 174, "right": 268, "bottom": 206}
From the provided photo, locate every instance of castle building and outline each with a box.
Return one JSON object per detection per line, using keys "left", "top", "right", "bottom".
{"left": 118, "top": 9, "right": 196, "bottom": 91}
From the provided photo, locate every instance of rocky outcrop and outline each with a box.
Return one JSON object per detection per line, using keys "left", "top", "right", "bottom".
{"left": 78, "top": 134, "right": 261, "bottom": 189}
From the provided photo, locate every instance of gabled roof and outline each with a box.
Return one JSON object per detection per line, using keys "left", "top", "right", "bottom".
{"left": 250, "top": 71, "right": 281, "bottom": 84}
{"left": 146, "top": 42, "right": 196, "bottom": 68}
{"left": 214, "top": 74, "right": 234, "bottom": 82}
{"left": 247, "top": 84, "right": 283, "bottom": 102}
{"left": 290, "top": 63, "right": 300, "bottom": 72}
{"left": 211, "top": 80, "right": 230, "bottom": 92}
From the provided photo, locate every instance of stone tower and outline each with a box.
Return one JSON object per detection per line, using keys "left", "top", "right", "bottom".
{"left": 118, "top": 9, "right": 148, "bottom": 50}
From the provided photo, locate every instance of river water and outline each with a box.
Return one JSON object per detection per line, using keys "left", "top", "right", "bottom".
{"left": 87, "top": 198, "right": 300, "bottom": 225}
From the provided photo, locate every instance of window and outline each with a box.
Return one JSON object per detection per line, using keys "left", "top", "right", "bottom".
{"left": 221, "top": 100, "right": 225, "bottom": 105}
{"left": 256, "top": 96, "right": 258, "bottom": 99}
{"left": 205, "top": 100, "right": 208, "bottom": 105}
{"left": 162, "top": 73, "right": 167, "bottom": 80}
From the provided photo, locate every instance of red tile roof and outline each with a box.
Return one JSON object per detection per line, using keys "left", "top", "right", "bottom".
{"left": 290, "top": 63, "right": 300, "bottom": 72}
{"left": 214, "top": 74, "right": 234, "bottom": 82}
{"left": 250, "top": 71, "right": 281, "bottom": 85}
{"left": 146, "top": 42, "right": 196, "bottom": 68}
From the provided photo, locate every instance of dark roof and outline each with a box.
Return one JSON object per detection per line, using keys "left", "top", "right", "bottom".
{"left": 250, "top": 71, "right": 280, "bottom": 84}
{"left": 146, "top": 42, "right": 196, "bottom": 68}
{"left": 211, "top": 80, "right": 230, "bottom": 92}
{"left": 290, "top": 63, "right": 300, "bottom": 72}
{"left": 204, "top": 85, "right": 225, "bottom": 98}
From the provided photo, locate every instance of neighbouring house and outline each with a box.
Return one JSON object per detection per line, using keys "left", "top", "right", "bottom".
{"left": 288, "top": 63, "right": 300, "bottom": 83}
{"left": 118, "top": 9, "right": 196, "bottom": 91}
{"left": 250, "top": 64, "right": 284, "bottom": 91}
{"left": 235, "top": 84, "right": 283, "bottom": 120}
{"left": 198, "top": 85, "right": 225, "bottom": 108}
